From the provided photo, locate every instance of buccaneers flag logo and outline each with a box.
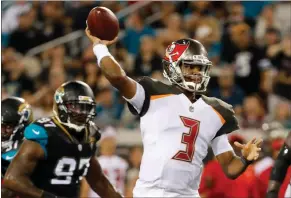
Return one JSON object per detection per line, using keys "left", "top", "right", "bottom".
{"left": 164, "top": 42, "right": 190, "bottom": 62}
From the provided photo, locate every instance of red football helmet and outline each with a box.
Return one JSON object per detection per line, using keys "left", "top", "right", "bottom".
{"left": 162, "top": 38, "right": 212, "bottom": 93}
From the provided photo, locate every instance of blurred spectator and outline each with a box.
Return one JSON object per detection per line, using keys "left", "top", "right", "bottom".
{"left": 151, "top": 2, "right": 177, "bottom": 28}
{"left": 194, "top": 16, "right": 221, "bottom": 65}
{"left": 225, "top": 2, "right": 256, "bottom": 29}
{"left": 68, "top": 1, "right": 98, "bottom": 31}
{"left": 133, "top": 36, "right": 162, "bottom": 77}
{"left": 95, "top": 86, "right": 125, "bottom": 128}
{"left": 240, "top": 95, "right": 266, "bottom": 128}
{"left": 199, "top": 135, "right": 256, "bottom": 198}
{"left": 271, "top": 102, "right": 291, "bottom": 129}
{"left": 32, "top": 88, "right": 54, "bottom": 119}
{"left": 1, "top": 2, "right": 32, "bottom": 47}
{"left": 80, "top": 127, "right": 128, "bottom": 197}
{"left": 8, "top": 6, "right": 44, "bottom": 54}
{"left": 156, "top": 13, "right": 188, "bottom": 56}
{"left": 37, "top": 2, "right": 66, "bottom": 42}
{"left": 211, "top": 67, "right": 245, "bottom": 114}
{"left": 119, "top": 107, "right": 139, "bottom": 129}
{"left": 255, "top": 5, "right": 281, "bottom": 46}
{"left": 2, "top": 48, "right": 35, "bottom": 98}
{"left": 111, "top": 42, "right": 134, "bottom": 75}
{"left": 221, "top": 22, "right": 273, "bottom": 96}
{"left": 184, "top": 1, "right": 212, "bottom": 18}
{"left": 82, "top": 60, "right": 102, "bottom": 92}
{"left": 268, "top": 34, "right": 291, "bottom": 101}
{"left": 125, "top": 146, "right": 143, "bottom": 198}
{"left": 211, "top": 2, "right": 228, "bottom": 22}
{"left": 48, "top": 67, "right": 67, "bottom": 91}
{"left": 185, "top": 2, "right": 213, "bottom": 35}
{"left": 242, "top": 1, "right": 273, "bottom": 19}
{"left": 273, "top": 2, "right": 291, "bottom": 36}
{"left": 100, "top": 1, "right": 126, "bottom": 15}
{"left": 123, "top": 11, "right": 155, "bottom": 56}
{"left": 263, "top": 27, "right": 281, "bottom": 49}
{"left": 38, "top": 46, "right": 67, "bottom": 86}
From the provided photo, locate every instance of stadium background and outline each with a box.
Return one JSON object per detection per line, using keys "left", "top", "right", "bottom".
{"left": 1, "top": 1, "right": 291, "bottom": 197}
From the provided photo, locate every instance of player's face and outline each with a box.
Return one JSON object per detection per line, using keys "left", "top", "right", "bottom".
{"left": 181, "top": 63, "right": 203, "bottom": 84}
{"left": 1, "top": 123, "right": 15, "bottom": 141}
{"left": 65, "top": 102, "right": 95, "bottom": 125}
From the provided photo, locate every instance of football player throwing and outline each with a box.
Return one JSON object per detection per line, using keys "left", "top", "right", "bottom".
{"left": 86, "top": 29, "right": 262, "bottom": 197}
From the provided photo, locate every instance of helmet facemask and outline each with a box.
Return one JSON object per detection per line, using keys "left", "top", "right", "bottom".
{"left": 163, "top": 54, "right": 212, "bottom": 93}
{"left": 65, "top": 101, "right": 96, "bottom": 125}
{"left": 1, "top": 105, "right": 30, "bottom": 151}
{"left": 54, "top": 92, "right": 96, "bottom": 132}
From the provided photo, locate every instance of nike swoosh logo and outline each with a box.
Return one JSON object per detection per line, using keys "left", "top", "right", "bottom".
{"left": 32, "top": 129, "right": 40, "bottom": 135}
{"left": 5, "top": 155, "right": 14, "bottom": 160}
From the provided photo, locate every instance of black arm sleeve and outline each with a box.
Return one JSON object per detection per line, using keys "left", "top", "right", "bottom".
{"left": 269, "top": 143, "right": 291, "bottom": 183}
{"left": 127, "top": 77, "right": 152, "bottom": 117}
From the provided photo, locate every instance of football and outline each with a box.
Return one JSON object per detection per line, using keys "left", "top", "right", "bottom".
{"left": 87, "top": 6, "right": 119, "bottom": 41}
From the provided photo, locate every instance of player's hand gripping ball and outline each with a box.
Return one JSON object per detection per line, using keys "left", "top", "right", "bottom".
{"left": 86, "top": 6, "right": 119, "bottom": 41}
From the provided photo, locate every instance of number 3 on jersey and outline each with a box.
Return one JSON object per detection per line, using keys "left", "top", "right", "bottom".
{"left": 172, "top": 116, "right": 200, "bottom": 162}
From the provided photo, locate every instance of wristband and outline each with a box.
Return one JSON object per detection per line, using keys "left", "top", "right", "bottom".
{"left": 41, "top": 191, "right": 57, "bottom": 198}
{"left": 93, "top": 44, "right": 113, "bottom": 66}
{"left": 241, "top": 156, "right": 252, "bottom": 166}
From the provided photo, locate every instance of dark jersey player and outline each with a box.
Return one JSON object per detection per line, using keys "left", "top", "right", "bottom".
{"left": 1, "top": 97, "right": 33, "bottom": 178}
{"left": 267, "top": 132, "right": 291, "bottom": 198}
{"left": 2, "top": 81, "right": 122, "bottom": 198}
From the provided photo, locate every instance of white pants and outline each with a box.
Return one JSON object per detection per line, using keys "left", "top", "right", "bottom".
{"left": 133, "top": 186, "right": 200, "bottom": 198}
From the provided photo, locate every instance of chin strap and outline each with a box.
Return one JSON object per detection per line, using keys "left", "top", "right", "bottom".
{"left": 53, "top": 113, "right": 85, "bottom": 132}
{"left": 193, "top": 92, "right": 196, "bottom": 100}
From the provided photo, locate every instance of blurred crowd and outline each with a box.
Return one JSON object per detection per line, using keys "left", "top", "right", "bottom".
{"left": 1, "top": 1, "right": 291, "bottom": 197}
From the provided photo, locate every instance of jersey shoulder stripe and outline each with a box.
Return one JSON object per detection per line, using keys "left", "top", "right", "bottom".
{"left": 150, "top": 94, "right": 174, "bottom": 100}
{"left": 201, "top": 95, "right": 239, "bottom": 138}
{"left": 24, "top": 123, "right": 48, "bottom": 158}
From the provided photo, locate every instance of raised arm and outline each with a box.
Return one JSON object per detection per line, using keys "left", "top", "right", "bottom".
{"left": 85, "top": 157, "right": 122, "bottom": 198}
{"left": 2, "top": 140, "right": 53, "bottom": 198}
{"left": 85, "top": 28, "right": 137, "bottom": 99}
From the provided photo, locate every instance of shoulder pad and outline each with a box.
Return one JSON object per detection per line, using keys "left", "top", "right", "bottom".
{"left": 137, "top": 76, "right": 182, "bottom": 96}
{"left": 1, "top": 150, "right": 17, "bottom": 162}
{"left": 24, "top": 123, "right": 48, "bottom": 157}
{"left": 25, "top": 123, "right": 49, "bottom": 140}
{"left": 202, "top": 96, "right": 235, "bottom": 121}
{"left": 202, "top": 96, "right": 239, "bottom": 137}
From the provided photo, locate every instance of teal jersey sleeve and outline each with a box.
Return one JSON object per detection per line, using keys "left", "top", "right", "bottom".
{"left": 1, "top": 150, "right": 17, "bottom": 162}
{"left": 24, "top": 124, "right": 48, "bottom": 158}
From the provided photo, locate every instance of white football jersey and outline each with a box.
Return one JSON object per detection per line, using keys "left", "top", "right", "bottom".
{"left": 125, "top": 77, "right": 239, "bottom": 197}
{"left": 88, "top": 155, "right": 128, "bottom": 197}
